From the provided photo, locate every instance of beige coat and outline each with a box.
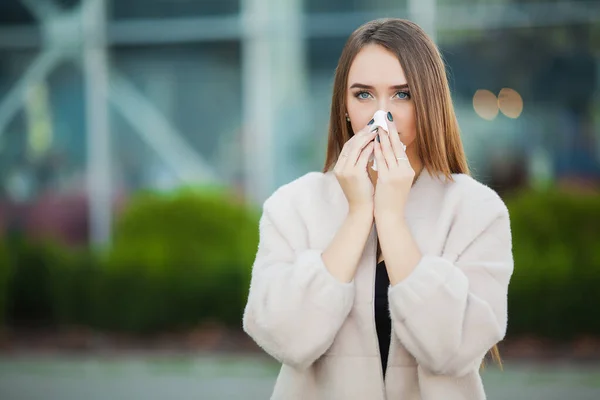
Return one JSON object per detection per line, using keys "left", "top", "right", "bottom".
{"left": 242, "top": 169, "right": 514, "bottom": 400}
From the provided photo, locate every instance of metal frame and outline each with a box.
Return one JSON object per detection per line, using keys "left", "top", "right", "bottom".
{"left": 0, "top": 0, "right": 220, "bottom": 247}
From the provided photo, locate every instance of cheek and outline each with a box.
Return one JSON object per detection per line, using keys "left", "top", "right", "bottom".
{"left": 395, "top": 106, "right": 417, "bottom": 143}
{"left": 347, "top": 104, "right": 376, "bottom": 133}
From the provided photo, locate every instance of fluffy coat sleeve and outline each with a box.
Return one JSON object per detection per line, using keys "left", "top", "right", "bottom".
{"left": 242, "top": 187, "right": 355, "bottom": 370}
{"left": 388, "top": 193, "right": 513, "bottom": 377}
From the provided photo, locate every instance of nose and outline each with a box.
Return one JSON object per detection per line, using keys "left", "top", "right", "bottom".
{"left": 377, "top": 99, "right": 391, "bottom": 113}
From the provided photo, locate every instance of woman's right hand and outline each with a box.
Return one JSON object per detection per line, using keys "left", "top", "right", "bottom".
{"left": 333, "top": 123, "right": 378, "bottom": 215}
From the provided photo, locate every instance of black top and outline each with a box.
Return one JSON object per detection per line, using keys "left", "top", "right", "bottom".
{"left": 375, "top": 260, "right": 392, "bottom": 379}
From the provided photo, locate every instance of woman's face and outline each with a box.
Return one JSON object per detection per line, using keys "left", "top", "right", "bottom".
{"left": 346, "top": 44, "right": 417, "bottom": 150}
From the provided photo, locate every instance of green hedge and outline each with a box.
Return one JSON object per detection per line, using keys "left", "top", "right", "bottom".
{"left": 0, "top": 186, "right": 598, "bottom": 339}
{"left": 0, "top": 187, "right": 260, "bottom": 334}
{"left": 94, "top": 187, "right": 260, "bottom": 333}
{"left": 0, "top": 235, "right": 98, "bottom": 328}
{"left": 0, "top": 241, "right": 9, "bottom": 326}
{"left": 505, "top": 187, "right": 600, "bottom": 339}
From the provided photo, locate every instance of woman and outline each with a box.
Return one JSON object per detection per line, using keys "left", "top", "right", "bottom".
{"left": 243, "top": 18, "right": 513, "bottom": 400}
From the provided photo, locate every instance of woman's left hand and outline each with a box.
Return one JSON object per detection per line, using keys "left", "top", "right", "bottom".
{"left": 373, "top": 117, "right": 415, "bottom": 221}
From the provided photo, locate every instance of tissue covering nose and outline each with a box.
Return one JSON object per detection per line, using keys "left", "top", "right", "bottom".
{"left": 368, "top": 110, "right": 406, "bottom": 171}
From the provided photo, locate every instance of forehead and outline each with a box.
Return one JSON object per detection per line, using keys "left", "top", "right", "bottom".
{"left": 347, "top": 44, "right": 407, "bottom": 86}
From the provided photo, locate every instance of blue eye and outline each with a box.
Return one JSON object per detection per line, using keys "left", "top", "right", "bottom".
{"left": 395, "top": 91, "right": 411, "bottom": 100}
{"left": 355, "top": 91, "right": 372, "bottom": 100}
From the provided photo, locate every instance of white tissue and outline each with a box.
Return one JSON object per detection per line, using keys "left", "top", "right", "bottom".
{"left": 371, "top": 109, "right": 389, "bottom": 133}
{"left": 368, "top": 110, "right": 407, "bottom": 171}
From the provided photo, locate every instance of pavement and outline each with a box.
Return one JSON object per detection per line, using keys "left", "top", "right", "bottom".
{"left": 0, "top": 354, "right": 599, "bottom": 400}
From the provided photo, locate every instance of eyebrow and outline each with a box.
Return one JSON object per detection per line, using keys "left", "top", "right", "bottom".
{"left": 349, "top": 83, "right": 409, "bottom": 90}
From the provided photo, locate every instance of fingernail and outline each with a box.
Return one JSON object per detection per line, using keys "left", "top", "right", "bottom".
{"left": 387, "top": 112, "right": 393, "bottom": 122}
{"left": 368, "top": 118, "right": 374, "bottom": 125}
{"left": 376, "top": 134, "right": 380, "bottom": 142}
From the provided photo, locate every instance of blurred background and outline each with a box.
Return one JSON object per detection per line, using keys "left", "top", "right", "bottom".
{"left": 0, "top": 0, "right": 599, "bottom": 399}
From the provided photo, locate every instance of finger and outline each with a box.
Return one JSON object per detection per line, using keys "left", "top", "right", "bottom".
{"left": 336, "top": 120, "right": 376, "bottom": 173}
{"left": 356, "top": 141, "right": 375, "bottom": 170}
{"left": 344, "top": 120, "right": 376, "bottom": 153}
{"left": 378, "top": 127, "right": 398, "bottom": 169}
{"left": 347, "top": 127, "right": 378, "bottom": 166}
{"left": 386, "top": 118, "right": 408, "bottom": 161}
{"left": 373, "top": 133, "right": 388, "bottom": 174}
{"left": 336, "top": 137, "right": 362, "bottom": 172}
{"left": 334, "top": 142, "right": 353, "bottom": 173}
{"left": 355, "top": 119, "right": 376, "bottom": 136}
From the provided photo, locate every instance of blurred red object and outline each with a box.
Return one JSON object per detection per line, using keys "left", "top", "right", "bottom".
{"left": 0, "top": 190, "right": 127, "bottom": 247}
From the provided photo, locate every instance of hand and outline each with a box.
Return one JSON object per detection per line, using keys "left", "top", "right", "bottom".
{"left": 333, "top": 122, "right": 379, "bottom": 215}
{"left": 373, "top": 114, "right": 415, "bottom": 220}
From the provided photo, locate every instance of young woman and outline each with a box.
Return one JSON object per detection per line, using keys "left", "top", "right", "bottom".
{"left": 243, "top": 18, "right": 513, "bottom": 400}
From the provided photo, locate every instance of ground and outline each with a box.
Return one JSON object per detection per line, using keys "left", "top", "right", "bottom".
{"left": 0, "top": 353, "right": 599, "bottom": 400}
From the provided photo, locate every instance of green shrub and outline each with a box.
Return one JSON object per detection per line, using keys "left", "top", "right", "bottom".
{"left": 93, "top": 187, "right": 260, "bottom": 333}
{"left": 47, "top": 246, "right": 99, "bottom": 327}
{"left": 0, "top": 185, "right": 260, "bottom": 334}
{"left": 2, "top": 185, "right": 599, "bottom": 341}
{"left": 0, "top": 234, "right": 97, "bottom": 329}
{"left": 506, "top": 188, "right": 600, "bottom": 339}
{"left": 3, "top": 235, "right": 56, "bottom": 327}
{"left": 0, "top": 241, "right": 9, "bottom": 327}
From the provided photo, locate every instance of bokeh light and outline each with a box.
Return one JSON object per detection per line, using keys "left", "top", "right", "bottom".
{"left": 498, "top": 87, "right": 524, "bottom": 118}
{"left": 473, "top": 89, "right": 499, "bottom": 121}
